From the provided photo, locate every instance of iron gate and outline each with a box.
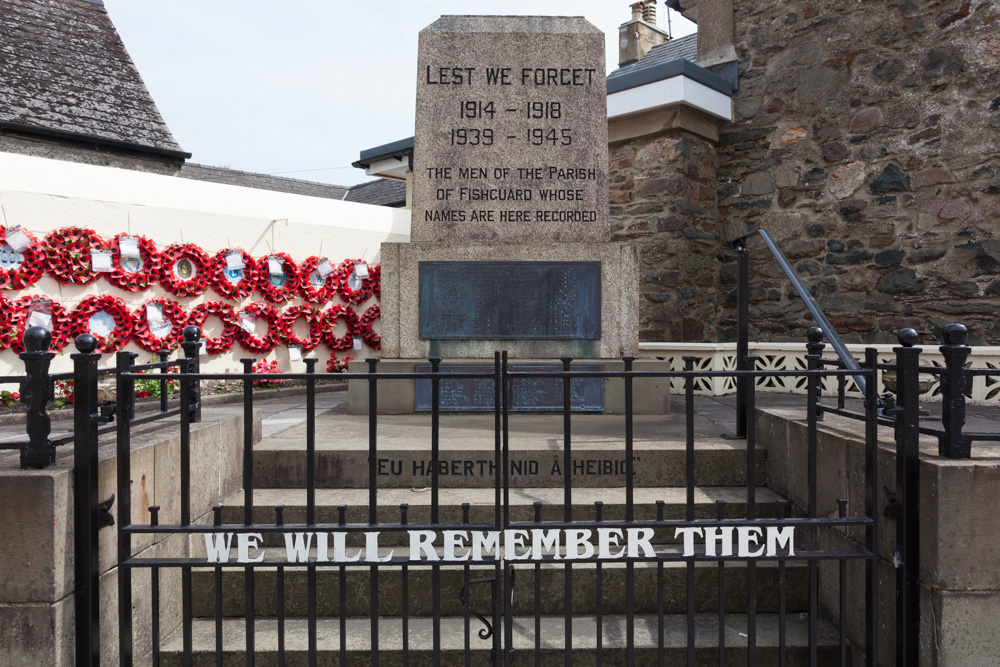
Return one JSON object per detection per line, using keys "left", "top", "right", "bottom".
{"left": 105, "top": 336, "right": 888, "bottom": 666}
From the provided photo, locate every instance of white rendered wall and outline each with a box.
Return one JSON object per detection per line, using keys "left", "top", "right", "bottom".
{"left": 0, "top": 152, "right": 411, "bottom": 375}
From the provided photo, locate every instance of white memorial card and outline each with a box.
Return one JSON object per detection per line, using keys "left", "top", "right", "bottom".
{"left": 317, "top": 258, "right": 334, "bottom": 277}
{"left": 225, "top": 251, "right": 245, "bottom": 270}
{"left": 239, "top": 313, "right": 255, "bottom": 334}
{"left": 119, "top": 236, "right": 141, "bottom": 258}
{"left": 267, "top": 256, "right": 284, "bottom": 276}
{"left": 146, "top": 303, "right": 164, "bottom": 325}
{"left": 27, "top": 308, "right": 52, "bottom": 330}
{"left": 150, "top": 320, "right": 172, "bottom": 338}
{"left": 199, "top": 339, "right": 208, "bottom": 356}
{"left": 91, "top": 249, "right": 113, "bottom": 272}
{"left": 353, "top": 337, "right": 363, "bottom": 351}
{"left": 288, "top": 345, "right": 303, "bottom": 361}
{"left": 354, "top": 262, "right": 370, "bottom": 279}
{"left": 6, "top": 226, "right": 35, "bottom": 253}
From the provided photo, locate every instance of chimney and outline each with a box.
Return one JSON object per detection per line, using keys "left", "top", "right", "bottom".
{"left": 619, "top": 1, "right": 671, "bottom": 67}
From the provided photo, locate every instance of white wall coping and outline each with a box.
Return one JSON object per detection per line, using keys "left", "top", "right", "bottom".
{"left": 607, "top": 74, "right": 733, "bottom": 122}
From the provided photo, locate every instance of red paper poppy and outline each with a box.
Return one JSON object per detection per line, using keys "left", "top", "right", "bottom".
{"left": 235, "top": 302, "right": 286, "bottom": 354}
{"left": 0, "top": 226, "right": 44, "bottom": 291}
{"left": 132, "top": 298, "right": 187, "bottom": 353}
{"left": 333, "top": 258, "right": 376, "bottom": 304}
{"left": 297, "top": 256, "right": 337, "bottom": 303}
{"left": 6, "top": 295, "right": 70, "bottom": 353}
{"left": 41, "top": 227, "right": 108, "bottom": 286}
{"left": 256, "top": 252, "right": 301, "bottom": 303}
{"left": 281, "top": 304, "right": 324, "bottom": 350}
{"left": 210, "top": 248, "right": 259, "bottom": 301}
{"left": 320, "top": 303, "right": 360, "bottom": 351}
{"left": 157, "top": 243, "right": 212, "bottom": 297}
{"left": 107, "top": 234, "right": 160, "bottom": 292}
{"left": 187, "top": 301, "right": 238, "bottom": 354}
{"left": 371, "top": 263, "right": 381, "bottom": 301}
{"left": 66, "top": 295, "right": 135, "bottom": 353}
{"left": 358, "top": 304, "right": 381, "bottom": 350}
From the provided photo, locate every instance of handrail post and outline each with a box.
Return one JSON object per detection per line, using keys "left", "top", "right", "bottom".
{"left": 734, "top": 239, "right": 750, "bottom": 438}
{"left": 893, "top": 328, "right": 921, "bottom": 667}
{"left": 18, "top": 325, "right": 55, "bottom": 469}
{"left": 179, "top": 325, "right": 202, "bottom": 423}
{"left": 72, "top": 333, "right": 102, "bottom": 667}
{"left": 938, "top": 323, "right": 970, "bottom": 458}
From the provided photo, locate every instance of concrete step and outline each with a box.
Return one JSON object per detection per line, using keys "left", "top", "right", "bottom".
{"left": 219, "top": 486, "right": 785, "bottom": 546}
{"left": 190, "top": 558, "right": 808, "bottom": 618}
{"left": 159, "top": 614, "right": 844, "bottom": 666}
{"left": 253, "top": 439, "right": 766, "bottom": 489}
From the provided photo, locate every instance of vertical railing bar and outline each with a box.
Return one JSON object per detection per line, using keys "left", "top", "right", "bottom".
{"left": 401, "top": 504, "right": 410, "bottom": 667}
{"left": 158, "top": 349, "right": 169, "bottom": 414}
{"left": 656, "top": 500, "right": 665, "bottom": 667}
{"left": 338, "top": 506, "right": 348, "bottom": 667}
{"left": 304, "top": 359, "right": 318, "bottom": 666}
{"left": 366, "top": 358, "right": 380, "bottom": 667}
{"left": 493, "top": 352, "right": 503, "bottom": 667}
{"left": 178, "top": 355, "right": 194, "bottom": 667}
{"left": 560, "top": 356, "right": 574, "bottom": 666}
{"left": 683, "top": 356, "right": 696, "bottom": 667}
{"left": 116, "top": 350, "right": 135, "bottom": 666}
{"left": 430, "top": 357, "right": 442, "bottom": 667}
{"left": 275, "top": 507, "right": 286, "bottom": 667}
{"left": 717, "top": 500, "right": 726, "bottom": 667}
{"left": 777, "top": 500, "right": 787, "bottom": 667}
{"left": 806, "top": 329, "right": 824, "bottom": 667}
{"left": 735, "top": 240, "right": 749, "bottom": 437}
{"left": 150, "top": 506, "right": 162, "bottom": 667}
{"left": 838, "top": 499, "right": 848, "bottom": 667}
{"left": 863, "top": 348, "right": 879, "bottom": 667}
{"left": 895, "top": 329, "right": 921, "bottom": 667}
{"left": 595, "top": 501, "right": 604, "bottom": 667}
{"left": 622, "top": 356, "right": 636, "bottom": 666}
{"left": 213, "top": 506, "right": 223, "bottom": 667}
{"left": 463, "top": 503, "right": 472, "bottom": 667}
{"left": 939, "top": 323, "right": 970, "bottom": 458}
{"left": 746, "top": 355, "right": 759, "bottom": 667}
{"left": 237, "top": 357, "right": 255, "bottom": 667}
{"left": 499, "top": 351, "right": 509, "bottom": 667}
{"left": 534, "top": 501, "right": 542, "bottom": 667}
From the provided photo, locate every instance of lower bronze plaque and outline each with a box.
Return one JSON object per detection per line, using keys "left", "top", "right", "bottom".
{"left": 415, "top": 364, "right": 604, "bottom": 412}
{"left": 418, "top": 261, "right": 601, "bottom": 340}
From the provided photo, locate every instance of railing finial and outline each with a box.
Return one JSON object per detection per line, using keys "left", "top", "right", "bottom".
{"left": 897, "top": 328, "right": 919, "bottom": 348}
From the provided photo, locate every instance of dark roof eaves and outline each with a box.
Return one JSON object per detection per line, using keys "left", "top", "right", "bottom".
{"left": 607, "top": 58, "right": 733, "bottom": 97}
{"left": 355, "top": 137, "right": 415, "bottom": 168}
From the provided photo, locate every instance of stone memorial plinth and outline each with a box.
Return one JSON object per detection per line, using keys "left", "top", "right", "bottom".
{"left": 354, "top": 16, "right": 656, "bottom": 414}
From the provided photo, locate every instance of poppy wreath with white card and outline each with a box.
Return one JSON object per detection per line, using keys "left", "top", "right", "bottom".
{"left": 320, "top": 303, "right": 360, "bottom": 351}
{"left": 107, "top": 233, "right": 160, "bottom": 292}
{"left": 66, "top": 294, "right": 135, "bottom": 353}
{"left": 371, "top": 263, "right": 381, "bottom": 301}
{"left": 297, "top": 256, "right": 336, "bottom": 304}
{"left": 210, "top": 248, "right": 259, "bottom": 301}
{"left": 8, "top": 295, "right": 69, "bottom": 353}
{"left": 41, "top": 227, "right": 108, "bottom": 286}
{"left": 256, "top": 252, "right": 300, "bottom": 303}
{"left": 281, "top": 304, "right": 324, "bottom": 351}
{"left": 333, "top": 258, "right": 375, "bottom": 304}
{"left": 132, "top": 298, "right": 187, "bottom": 353}
{"left": 186, "top": 301, "right": 239, "bottom": 354}
{"left": 0, "top": 226, "right": 44, "bottom": 291}
{"left": 235, "top": 302, "right": 286, "bottom": 354}
{"left": 157, "top": 243, "right": 212, "bottom": 297}
{"left": 357, "top": 304, "right": 381, "bottom": 350}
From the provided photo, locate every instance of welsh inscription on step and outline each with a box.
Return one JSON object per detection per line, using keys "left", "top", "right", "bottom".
{"left": 412, "top": 16, "right": 609, "bottom": 244}
{"left": 418, "top": 262, "right": 601, "bottom": 340}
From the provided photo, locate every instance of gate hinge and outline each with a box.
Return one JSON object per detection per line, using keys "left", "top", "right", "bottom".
{"left": 883, "top": 485, "right": 900, "bottom": 519}
{"left": 92, "top": 400, "right": 116, "bottom": 424}
{"left": 98, "top": 494, "right": 115, "bottom": 528}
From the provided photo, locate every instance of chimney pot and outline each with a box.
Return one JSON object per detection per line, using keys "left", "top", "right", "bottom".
{"left": 643, "top": 0, "right": 658, "bottom": 25}
{"left": 630, "top": 2, "right": 644, "bottom": 21}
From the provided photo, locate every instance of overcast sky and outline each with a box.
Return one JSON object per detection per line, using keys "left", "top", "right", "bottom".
{"left": 102, "top": 1, "right": 695, "bottom": 187}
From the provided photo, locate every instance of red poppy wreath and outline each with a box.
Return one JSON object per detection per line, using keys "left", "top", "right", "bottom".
{"left": 333, "top": 258, "right": 376, "bottom": 304}
{"left": 256, "top": 252, "right": 300, "bottom": 303}
{"left": 297, "top": 256, "right": 337, "bottom": 304}
{"left": 281, "top": 304, "right": 324, "bottom": 351}
{"left": 210, "top": 248, "right": 259, "bottom": 301}
{"left": 0, "top": 226, "right": 44, "bottom": 291}
{"left": 66, "top": 295, "right": 135, "bottom": 353}
{"left": 358, "top": 304, "right": 381, "bottom": 350}
{"left": 107, "top": 234, "right": 160, "bottom": 292}
{"left": 371, "top": 262, "right": 381, "bottom": 301}
{"left": 132, "top": 298, "right": 187, "bottom": 353}
{"left": 320, "top": 303, "right": 360, "bottom": 351}
{"left": 187, "top": 301, "right": 238, "bottom": 354}
{"left": 41, "top": 227, "right": 108, "bottom": 286}
{"left": 157, "top": 243, "right": 212, "bottom": 297}
{"left": 8, "top": 295, "right": 69, "bottom": 353}
{"left": 235, "top": 302, "right": 286, "bottom": 354}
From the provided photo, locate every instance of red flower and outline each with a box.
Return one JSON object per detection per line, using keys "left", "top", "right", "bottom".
{"left": 209, "top": 248, "right": 259, "bottom": 301}
{"left": 66, "top": 295, "right": 135, "bottom": 353}
{"left": 132, "top": 298, "right": 187, "bottom": 353}
{"left": 186, "top": 301, "right": 238, "bottom": 354}
{"left": 320, "top": 304, "right": 360, "bottom": 351}
{"left": 107, "top": 234, "right": 160, "bottom": 292}
{"left": 358, "top": 304, "right": 381, "bottom": 350}
{"left": 297, "top": 256, "right": 337, "bottom": 303}
{"left": 256, "top": 252, "right": 301, "bottom": 303}
{"left": 41, "top": 227, "right": 108, "bottom": 286}
{"left": 281, "top": 304, "right": 324, "bottom": 350}
{"left": 333, "top": 258, "right": 376, "bottom": 304}
{"left": 156, "top": 243, "right": 212, "bottom": 297}
{"left": 7, "top": 295, "right": 70, "bottom": 353}
{"left": 0, "top": 226, "right": 44, "bottom": 291}
{"left": 235, "top": 302, "right": 287, "bottom": 354}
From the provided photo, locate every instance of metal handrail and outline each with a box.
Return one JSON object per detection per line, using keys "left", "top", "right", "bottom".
{"left": 733, "top": 229, "right": 870, "bottom": 398}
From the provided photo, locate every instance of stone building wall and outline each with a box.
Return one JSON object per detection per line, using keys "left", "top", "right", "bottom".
{"left": 716, "top": 0, "right": 1000, "bottom": 344}
{"left": 609, "top": 132, "right": 723, "bottom": 342}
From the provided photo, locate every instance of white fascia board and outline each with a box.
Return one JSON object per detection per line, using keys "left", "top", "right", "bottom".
{"left": 608, "top": 75, "right": 733, "bottom": 122}
{"left": 365, "top": 156, "right": 408, "bottom": 180}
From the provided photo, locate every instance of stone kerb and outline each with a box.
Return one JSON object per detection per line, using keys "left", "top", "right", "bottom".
{"left": 0, "top": 407, "right": 259, "bottom": 666}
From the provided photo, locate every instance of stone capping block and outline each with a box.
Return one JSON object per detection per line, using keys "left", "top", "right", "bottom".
{"left": 380, "top": 241, "right": 639, "bottom": 361}
{"left": 0, "top": 406, "right": 259, "bottom": 606}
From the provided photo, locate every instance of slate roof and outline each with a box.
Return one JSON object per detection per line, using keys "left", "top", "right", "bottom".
{"left": 344, "top": 178, "right": 407, "bottom": 208}
{"left": 179, "top": 163, "right": 350, "bottom": 200}
{"left": 608, "top": 33, "right": 699, "bottom": 81}
{"left": 0, "top": 0, "right": 187, "bottom": 159}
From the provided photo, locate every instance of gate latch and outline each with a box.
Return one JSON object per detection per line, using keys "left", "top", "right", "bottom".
{"left": 98, "top": 494, "right": 115, "bottom": 528}
{"left": 92, "top": 400, "right": 116, "bottom": 424}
